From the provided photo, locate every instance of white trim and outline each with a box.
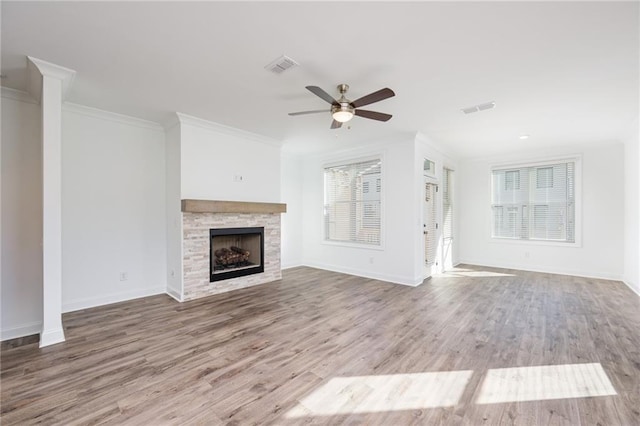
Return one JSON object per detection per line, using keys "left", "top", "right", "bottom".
{"left": 63, "top": 102, "right": 165, "bottom": 132}
{"left": 163, "top": 113, "right": 181, "bottom": 132}
{"left": 27, "top": 56, "right": 76, "bottom": 102}
{"left": 39, "top": 327, "right": 65, "bottom": 347}
{"left": 303, "top": 261, "right": 423, "bottom": 287}
{"left": 488, "top": 237, "right": 582, "bottom": 248}
{"left": 323, "top": 153, "right": 383, "bottom": 170}
{"left": 491, "top": 154, "right": 582, "bottom": 171}
{"left": 282, "top": 263, "right": 304, "bottom": 270}
{"left": 415, "top": 131, "right": 458, "bottom": 160}
{"left": 1, "top": 86, "right": 37, "bottom": 104}
{"left": 622, "top": 279, "right": 640, "bottom": 297}
{"left": 321, "top": 239, "right": 385, "bottom": 251}
{"left": 457, "top": 259, "right": 623, "bottom": 282}
{"left": 166, "top": 288, "right": 183, "bottom": 302}
{"left": 176, "top": 112, "right": 281, "bottom": 147}
{"left": 62, "top": 286, "right": 166, "bottom": 313}
{"left": 1, "top": 321, "right": 42, "bottom": 341}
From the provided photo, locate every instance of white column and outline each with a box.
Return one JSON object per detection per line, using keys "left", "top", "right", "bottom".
{"left": 27, "top": 57, "right": 76, "bottom": 347}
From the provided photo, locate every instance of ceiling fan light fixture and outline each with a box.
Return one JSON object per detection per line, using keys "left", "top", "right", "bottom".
{"left": 332, "top": 104, "right": 355, "bottom": 123}
{"left": 332, "top": 110, "right": 354, "bottom": 123}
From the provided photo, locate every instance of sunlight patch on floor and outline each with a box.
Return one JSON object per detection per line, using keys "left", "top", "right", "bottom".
{"left": 476, "top": 363, "right": 617, "bottom": 404}
{"left": 286, "top": 370, "right": 473, "bottom": 417}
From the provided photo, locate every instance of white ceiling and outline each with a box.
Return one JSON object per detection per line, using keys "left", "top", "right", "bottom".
{"left": 2, "top": 1, "right": 638, "bottom": 157}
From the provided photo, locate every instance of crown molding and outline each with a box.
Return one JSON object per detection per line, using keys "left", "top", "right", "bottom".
{"left": 414, "top": 131, "right": 460, "bottom": 160}
{"left": 1, "top": 86, "right": 37, "bottom": 104}
{"left": 27, "top": 56, "right": 76, "bottom": 103}
{"left": 63, "top": 102, "right": 164, "bottom": 132}
{"left": 175, "top": 112, "right": 281, "bottom": 147}
{"left": 163, "top": 113, "right": 181, "bottom": 132}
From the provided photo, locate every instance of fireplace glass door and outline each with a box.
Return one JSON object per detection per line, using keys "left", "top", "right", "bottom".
{"left": 210, "top": 227, "right": 264, "bottom": 282}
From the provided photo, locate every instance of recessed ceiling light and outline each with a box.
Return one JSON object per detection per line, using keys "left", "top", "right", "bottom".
{"left": 519, "top": 134, "right": 529, "bottom": 140}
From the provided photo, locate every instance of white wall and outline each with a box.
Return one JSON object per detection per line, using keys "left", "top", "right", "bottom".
{"left": 61, "top": 105, "right": 167, "bottom": 312}
{"left": 1, "top": 92, "right": 43, "bottom": 340}
{"left": 165, "top": 121, "right": 183, "bottom": 300}
{"left": 179, "top": 116, "right": 281, "bottom": 202}
{"left": 300, "top": 136, "right": 422, "bottom": 285}
{"left": 458, "top": 143, "right": 625, "bottom": 280}
{"left": 281, "top": 152, "right": 304, "bottom": 269}
{"left": 623, "top": 119, "right": 639, "bottom": 294}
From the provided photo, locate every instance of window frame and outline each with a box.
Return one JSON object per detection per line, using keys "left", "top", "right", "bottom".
{"left": 488, "top": 155, "right": 582, "bottom": 247}
{"left": 322, "top": 154, "right": 385, "bottom": 250}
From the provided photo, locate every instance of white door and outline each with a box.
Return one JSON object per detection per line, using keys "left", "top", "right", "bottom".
{"left": 423, "top": 179, "right": 438, "bottom": 278}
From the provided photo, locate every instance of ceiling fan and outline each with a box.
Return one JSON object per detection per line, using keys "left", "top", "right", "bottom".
{"left": 288, "top": 84, "right": 395, "bottom": 129}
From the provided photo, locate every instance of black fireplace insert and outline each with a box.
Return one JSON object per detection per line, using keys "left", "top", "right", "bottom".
{"left": 210, "top": 227, "right": 264, "bottom": 282}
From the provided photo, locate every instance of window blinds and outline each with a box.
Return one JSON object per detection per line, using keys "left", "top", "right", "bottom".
{"left": 424, "top": 182, "right": 437, "bottom": 265}
{"left": 491, "top": 161, "right": 575, "bottom": 242}
{"left": 324, "top": 159, "right": 382, "bottom": 245}
{"left": 443, "top": 168, "right": 453, "bottom": 241}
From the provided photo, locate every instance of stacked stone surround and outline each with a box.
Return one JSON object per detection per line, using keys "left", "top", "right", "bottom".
{"left": 182, "top": 212, "right": 281, "bottom": 301}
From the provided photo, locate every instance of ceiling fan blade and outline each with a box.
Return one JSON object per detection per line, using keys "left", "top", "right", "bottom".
{"left": 330, "top": 120, "right": 343, "bottom": 129}
{"left": 354, "top": 109, "right": 393, "bottom": 122}
{"left": 351, "top": 88, "right": 395, "bottom": 108}
{"left": 306, "top": 86, "right": 339, "bottom": 105}
{"left": 288, "top": 109, "right": 329, "bottom": 116}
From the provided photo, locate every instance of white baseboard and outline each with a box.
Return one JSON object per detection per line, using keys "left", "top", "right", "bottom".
{"left": 62, "top": 286, "right": 166, "bottom": 313}
{"left": 457, "top": 259, "right": 623, "bottom": 282}
{"left": 282, "top": 263, "right": 304, "bottom": 270}
{"left": 166, "top": 288, "right": 182, "bottom": 302}
{"left": 1, "top": 321, "right": 42, "bottom": 341}
{"left": 39, "top": 327, "right": 65, "bottom": 347}
{"left": 302, "top": 261, "right": 423, "bottom": 287}
{"left": 622, "top": 279, "right": 640, "bottom": 297}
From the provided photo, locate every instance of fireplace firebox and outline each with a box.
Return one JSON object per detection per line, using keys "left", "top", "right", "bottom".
{"left": 210, "top": 227, "right": 264, "bottom": 282}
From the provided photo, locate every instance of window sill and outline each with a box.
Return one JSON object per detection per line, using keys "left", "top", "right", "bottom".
{"left": 489, "top": 237, "right": 582, "bottom": 248}
{"left": 322, "top": 239, "right": 385, "bottom": 251}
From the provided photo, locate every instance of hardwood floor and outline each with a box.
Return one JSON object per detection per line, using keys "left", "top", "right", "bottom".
{"left": 2, "top": 265, "right": 639, "bottom": 425}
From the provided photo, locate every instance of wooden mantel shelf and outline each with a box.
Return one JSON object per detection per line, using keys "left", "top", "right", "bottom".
{"left": 181, "top": 199, "right": 287, "bottom": 214}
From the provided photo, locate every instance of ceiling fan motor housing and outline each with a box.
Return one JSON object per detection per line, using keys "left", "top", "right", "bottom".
{"left": 331, "top": 103, "right": 355, "bottom": 115}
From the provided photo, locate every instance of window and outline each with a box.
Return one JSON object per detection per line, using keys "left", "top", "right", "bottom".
{"left": 536, "top": 167, "right": 553, "bottom": 188}
{"left": 324, "top": 158, "right": 382, "bottom": 245}
{"left": 424, "top": 158, "right": 436, "bottom": 177}
{"left": 491, "top": 160, "right": 576, "bottom": 243}
{"left": 505, "top": 170, "right": 520, "bottom": 190}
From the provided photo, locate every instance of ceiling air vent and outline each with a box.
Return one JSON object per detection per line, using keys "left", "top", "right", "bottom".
{"left": 264, "top": 55, "right": 299, "bottom": 74}
{"left": 461, "top": 101, "right": 495, "bottom": 114}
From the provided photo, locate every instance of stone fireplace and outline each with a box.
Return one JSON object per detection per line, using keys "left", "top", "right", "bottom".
{"left": 180, "top": 200, "right": 286, "bottom": 301}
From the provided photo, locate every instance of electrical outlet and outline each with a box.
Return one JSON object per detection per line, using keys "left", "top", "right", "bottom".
{"left": 119, "top": 272, "right": 128, "bottom": 281}
{"left": 369, "top": 257, "right": 374, "bottom": 264}
{"left": 170, "top": 269, "right": 175, "bottom": 278}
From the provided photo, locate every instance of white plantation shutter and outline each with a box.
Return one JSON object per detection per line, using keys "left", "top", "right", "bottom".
{"left": 324, "top": 159, "right": 382, "bottom": 245}
{"left": 443, "top": 168, "right": 453, "bottom": 241}
{"left": 424, "top": 182, "right": 438, "bottom": 265}
{"left": 491, "top": 160, "right": 576, "bottom": 242}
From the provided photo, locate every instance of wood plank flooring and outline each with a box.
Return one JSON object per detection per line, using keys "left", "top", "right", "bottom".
{"left": 1, "top": 265, "right": 639, "bottom": 425}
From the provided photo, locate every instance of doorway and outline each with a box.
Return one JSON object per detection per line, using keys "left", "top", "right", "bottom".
{"left": 423, "top": 178, "right": 438, "bottom": 279}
